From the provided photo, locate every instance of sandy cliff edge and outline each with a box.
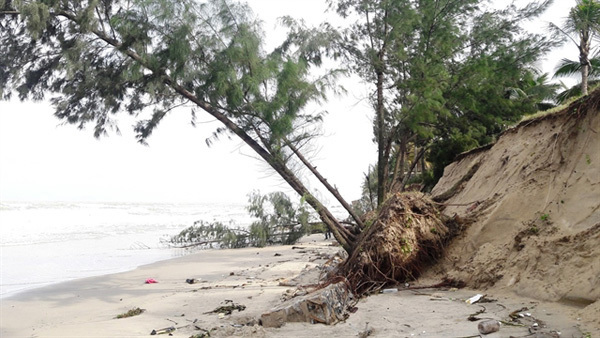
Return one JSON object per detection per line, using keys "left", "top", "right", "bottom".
{"left": 428, "top": 90, "right": 600, "bottom": 332}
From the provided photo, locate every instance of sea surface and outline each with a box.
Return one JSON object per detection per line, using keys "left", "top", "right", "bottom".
{"left": 0, "top": 201, "right": 253, "bottom": 298}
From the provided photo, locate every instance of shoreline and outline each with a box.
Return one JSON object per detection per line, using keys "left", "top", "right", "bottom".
{"left": 1, "top": 234, "right": 595, "bottom": 337}
{"left": 0, "top": 241, "right": 192, "bottom": 300}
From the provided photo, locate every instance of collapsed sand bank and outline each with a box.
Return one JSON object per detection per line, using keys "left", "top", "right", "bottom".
{"left": 428, "top": 91, "right": 600, "bottom": 334}
{"left": 1, "top": 234, "right": 590, "bottom": 337}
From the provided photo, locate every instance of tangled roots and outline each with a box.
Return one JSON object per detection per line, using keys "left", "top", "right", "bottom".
{"left": 342, "top": 192, "right": 453, "bottom": 295}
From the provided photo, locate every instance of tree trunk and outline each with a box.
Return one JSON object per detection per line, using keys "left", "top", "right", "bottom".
{"left": 366, "top": 170, "right": 376, "bottom": 211}
{"left": 399, "top": 147, "right": 426, "bottom": 191}
{"left": 580, "top": 33, "right": 590, "bottom": 96}
{"left": 56, "top": 11, "right": 357, "bottom": 254}
{"left": 286, "top": 141, "right": 366, "bottom": 230}
{"left": 376, "top": 70, "right": 387, "bottom": 207}
{"left": 389, "top": 140, "right": 406, "bottom": 193}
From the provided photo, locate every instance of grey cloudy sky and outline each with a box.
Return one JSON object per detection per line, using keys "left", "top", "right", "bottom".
{"left": 0, "top": 0, "right": 579, "bottom": 205}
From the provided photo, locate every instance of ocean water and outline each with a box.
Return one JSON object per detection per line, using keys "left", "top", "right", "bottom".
{"left": 0, "top": 201, "right": 252, "bottom": 298}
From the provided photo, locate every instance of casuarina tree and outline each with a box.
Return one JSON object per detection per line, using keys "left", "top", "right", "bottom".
{"left": 0, "top": 0, "right": 358, "bottom": 251}
{"left": 331, "top": 0, "right": 556, "bottom": 205}
{"left": 0, "top": 0, "right": 561, "bottom": 294}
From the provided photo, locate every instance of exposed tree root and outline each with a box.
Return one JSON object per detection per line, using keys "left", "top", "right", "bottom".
{"left": 340, "top": 192, "right": 462, "bottom": 296}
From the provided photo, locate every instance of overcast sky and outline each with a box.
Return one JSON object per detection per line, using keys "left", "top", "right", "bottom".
{"left": 0, "top": 0, "right": 579, "bottom": 206}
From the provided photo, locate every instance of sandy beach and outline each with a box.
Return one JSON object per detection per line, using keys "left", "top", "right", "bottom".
{"left": 1, "top": 234, "right": 594, "bottom": 337}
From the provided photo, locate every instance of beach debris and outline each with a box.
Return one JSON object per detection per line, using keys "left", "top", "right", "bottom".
{"left": 358, "top": 322, "right": 374, "bottom": 338}
{"left": 189, "top": 332, "right": 211, "bottom": 338}
{"left": 291, "top": 246, "right": 305, "bottom": 250}
{"left": 150, "top": 326, "right": 175, "bottom": 335}
{"left": 260, "top": 281, "right": 352, "bottom": 328}
{"left": 478, "top": 295, "right": 497, "bottom": 303}
{"left": 229, "top": 272, "right": 235, "bottom": 276}
{"left": 186, "top": 278, "right": 201, "bottom": 284}
{"left": 204, "top": 300, "right": 246, "bottom": 316}
{"left": 274, "top": 253, "right": 282, "bottom": 256}
{"left": 467, "top": 306, "right": 486, "bottom": 321}
{"left": 381, "top": 288, "right": 398, "bottom": 294}
{"left": 477, "top": 320, "right": 500, "bottom": 334}
{"left": 509, "top": 307, "right": 529, "bottom": 320}
{"left": 114, "top": 307, "right": 145, "bottom": 319}
{"left": 281, "top": 288, "right": 309, "bottom": 301}
{"left": 145, "top": 278, "right": 158, "bottom": 284}
{"left": 466, "top": 294, "right": 484, "bottom": 304}
{"left": 430, "top": 292, "right": 445, "bottom": 299}
{"left": 278, "top": 278, "right": 293, "bottom": 287}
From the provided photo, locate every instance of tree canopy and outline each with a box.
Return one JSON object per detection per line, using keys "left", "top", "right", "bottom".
{"left": 0, "top": 0, "right": 358, "bottom": 252}
{"left": 329, "top": 0, "right": 557, "bottom": 205}
{"left": 0, "top": 0, "right": 563, "bottom": 256}
{"left": 551, "top": 0, "right": 600, "bottom": 96}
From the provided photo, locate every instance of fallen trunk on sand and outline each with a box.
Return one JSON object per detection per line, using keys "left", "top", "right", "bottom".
{"left": 260, "top": 282, "right": 352, "bottom": 327}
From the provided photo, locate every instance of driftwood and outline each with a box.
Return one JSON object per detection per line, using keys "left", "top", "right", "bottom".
{"left": 260, "top": 282, "right": 352, "bottom": 328}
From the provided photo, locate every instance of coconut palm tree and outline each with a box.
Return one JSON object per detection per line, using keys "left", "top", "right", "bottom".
{"left": 551, "top": 0, "right": 600, "bottom": 96}
{"left": 553, "top": 54, "right": 600, "bottom": 103}
{"left": 508, "top": 70, "right": 560, "bottom": 110}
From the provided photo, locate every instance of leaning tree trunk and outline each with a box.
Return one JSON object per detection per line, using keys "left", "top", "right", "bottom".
{"left": 166, "top": 82, "right": 356, "bottom": 252}
{"left": 53, "top": 11, "right": 357, "bottom": 254}
{"left": 286, "top": 140, "right": 365, "bottom": 230}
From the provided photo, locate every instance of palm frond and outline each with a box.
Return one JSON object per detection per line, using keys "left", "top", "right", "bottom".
{"left": 553, "top": 55, "right": 600, "bottom": 79}
{"left": 553, "top": 58, "right": 582, "bottom": 78}
{"left": 556, "top": 79, "right": 600, "bottom": 103}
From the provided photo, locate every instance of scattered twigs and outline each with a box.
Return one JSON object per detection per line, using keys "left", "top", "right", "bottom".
{"left": 467, "top": 306, "right": 487, "bottom": 321}
{"left": 203, "top": 300, "right": 246, "bottom": 315}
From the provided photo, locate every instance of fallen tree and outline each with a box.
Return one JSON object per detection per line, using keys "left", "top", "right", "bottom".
{"left": 340, "top": 192, "right": 460, "bottom": 294}
{"left": 0, "top": 0, "right": 489, "bottom": 301}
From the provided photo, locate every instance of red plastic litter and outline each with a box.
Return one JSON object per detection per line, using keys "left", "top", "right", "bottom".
{"left": 145, "top": 278, "right": 158, "bottom": 284}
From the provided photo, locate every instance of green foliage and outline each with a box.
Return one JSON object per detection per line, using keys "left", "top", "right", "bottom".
{"left": 0, "top": 0, "right": 336, "bottom": 157}
{"left": 169, "top": 191, "right": 310, "bottom": 248}
{"left": 169, "top": 220, "right": 247, "bottom": 249}
{"left": 115, "top": 308, "right": 145, "bottom": 319}
{"left": 553, "top": 54, "right": 600, "bottom": 103}
{"left": 246, "top": 191, "right": 310, "bottom": 247}
{"left": 332, "top": 0, "right": 557, "bottom": 194}
{"left": 550, "top": 0, "right": 600, "bottom": 96}
{"left": 540, "top": 213, "right": 550, "bottom": 222}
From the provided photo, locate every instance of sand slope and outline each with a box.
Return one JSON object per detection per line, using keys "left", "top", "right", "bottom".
{"left": 430, "top": 91, "right": 600, "bottom": 332}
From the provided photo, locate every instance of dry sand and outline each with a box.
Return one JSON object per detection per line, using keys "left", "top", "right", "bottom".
{"left": 427, "top": 93, "right": 600, "bottom": 336}
{"left": 0, "top": 234, "right": 590, "bottom": 337}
